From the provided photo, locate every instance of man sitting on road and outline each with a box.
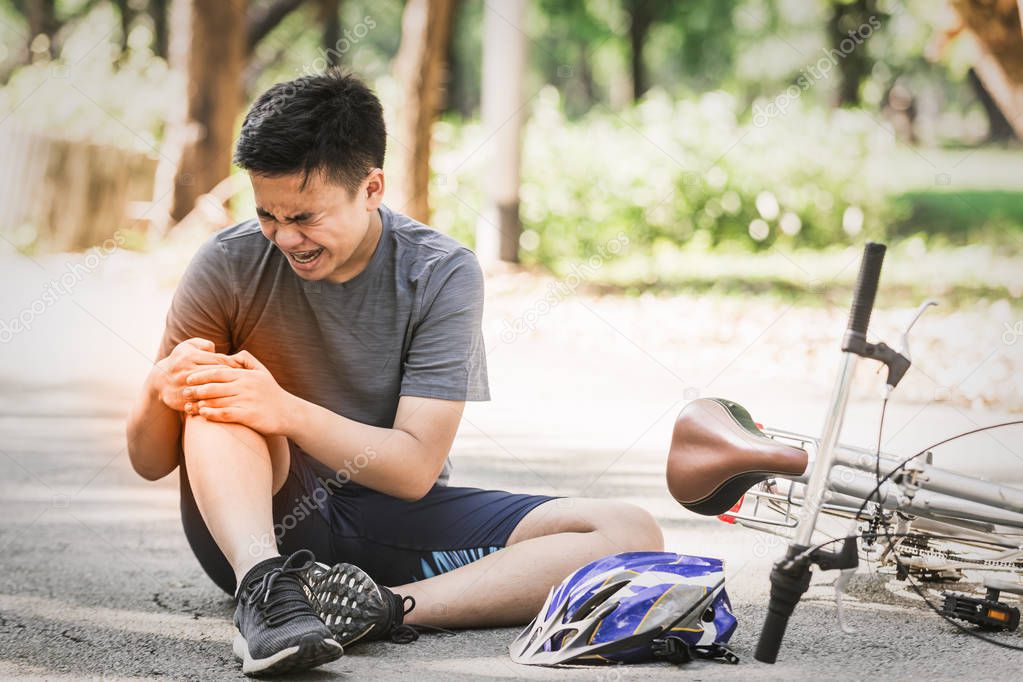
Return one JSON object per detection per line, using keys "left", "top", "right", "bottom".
{"left": 126, "top": 70, "right": 663, "bottom": 676}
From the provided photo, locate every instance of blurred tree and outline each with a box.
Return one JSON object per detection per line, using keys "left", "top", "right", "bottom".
{"left": 444, "top": 0, "right": 481, "bottom": 117}
{"left": 21, "top": 0, "right": 58, "bottom": 58}
{"left": 155, "top": 0, "right": 315, "bottom": 230}
{"left": 148, "top": 0, "right": 169, "bottom": 58}
{"left": 317, "top": 0, "right": 342, "bottom": 66}
{"left": 390, "top": 0, "right": 457, "bottom": 222}
{"left": 111, "top": 0, "right": 132, "bottom": 55}
{"left": 623, "top": 0, "right": 661, "bottom": 101}
{"left": 15, "top": 0, "right": 107, "bottom": 60}
{"left": 477, "top": 0, "right": 525, "bottom": 264}
{"left": 968, "top": 67, "right": 1016, "bottom": 141}
{"left": 827, "top": 0, "right": 888, "bottom": 107}
{"left": 248, "top": 0, "right": 308, "bottom": 52}
{"left": 950, "top": 0, "right": 1023, "bottom": 139}
{"left": 534, "top": 0, "right": 615, "bottom": 115}
{"left": 155, "top": 0, "right": 247, "bottom": 230}
{"left": 656, "top": 0, "right": 739, "bottom": 94}
{"left": 535, "top": 0, "right": 740, "bottom": 109}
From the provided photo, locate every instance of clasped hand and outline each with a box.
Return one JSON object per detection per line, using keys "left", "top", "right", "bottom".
{"left": 157, "top": 337, "right": 296, "bottom": 436}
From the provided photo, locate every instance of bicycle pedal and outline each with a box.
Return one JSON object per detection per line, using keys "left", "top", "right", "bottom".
{"left": 941, "top": 592, "right": 1020, "bottom": 632}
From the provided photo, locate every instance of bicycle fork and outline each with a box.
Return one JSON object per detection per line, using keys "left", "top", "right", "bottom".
{"left": 755, "top": 242, "right": 911, "bottom": 663}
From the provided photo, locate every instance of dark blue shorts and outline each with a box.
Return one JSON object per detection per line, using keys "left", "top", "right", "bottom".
{"left": 180, "top": 450, "right": 554, "bottom": 596}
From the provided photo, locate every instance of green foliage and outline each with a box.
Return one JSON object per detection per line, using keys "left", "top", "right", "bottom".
{"left": 0, "top": 35, "right": 173, "bottom": 151}
{"left": 890, "top": 190, "right": 1023, "bottom": 245}
{"left": 432, "top": 86, "right": 894, "bottom": 265}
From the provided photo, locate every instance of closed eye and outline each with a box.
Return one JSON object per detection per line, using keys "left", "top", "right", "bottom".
{"left": 256, "top": 209, "right": 318, "bottom": 225}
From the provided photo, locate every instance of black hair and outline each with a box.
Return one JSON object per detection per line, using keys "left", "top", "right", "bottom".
{"left": 233, "top": 69, "right": 386, "bottom": 194}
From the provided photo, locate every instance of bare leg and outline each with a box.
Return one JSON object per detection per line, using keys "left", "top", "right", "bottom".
{"left": 396, "top": 499, "right": 663, "bottom": 628}
{"left": 182, "top": 415, "right": 291, "bottom": 586}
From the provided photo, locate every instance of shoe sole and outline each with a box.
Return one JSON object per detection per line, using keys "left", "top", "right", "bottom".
{"left": 305, "top": 562, "right": 382, "bottom": 646}
{"left": 233, "top": 631, "right": 343, "bottom": 676}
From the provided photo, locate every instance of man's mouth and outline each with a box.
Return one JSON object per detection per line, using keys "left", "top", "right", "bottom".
{"left": 289, "top": 247, "right": 325, "bottom": 265}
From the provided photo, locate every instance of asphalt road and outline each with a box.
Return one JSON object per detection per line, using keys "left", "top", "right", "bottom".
{"left": 2, "top": 249, "right": 1022, "bottom": 679}
{"left": 1, "top": 400, "right": 1022, "bottom": 681}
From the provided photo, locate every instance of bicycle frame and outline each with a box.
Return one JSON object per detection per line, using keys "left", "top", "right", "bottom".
{"left": 747, "top": 427, "right": 1023, "bottom": 531}
{"left": 753, "top": 242, "right": 1023, "bottom": 663}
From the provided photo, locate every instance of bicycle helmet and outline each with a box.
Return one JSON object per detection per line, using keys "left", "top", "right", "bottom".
{"left": 510, "top": 551, "right": 737, "bottom": 666}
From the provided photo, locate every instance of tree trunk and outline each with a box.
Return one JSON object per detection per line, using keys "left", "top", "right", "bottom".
{"left": 443, "top": 9, "right": 475, "bottom": 118}
{"left": 318, "top": 0, "right": 343, "bottom": 66}
{"left": 827, "top": 0, "right": 883, "bottom": 107}
{"left": 390, "top": 0, "right": 457, "bottom": 223}
{"left": 476, "top": 0, "right": 525, "bottom": 264}
{"left": 24, "top": 0, "right": 59, "bottom": 59}
{"left": 112, "top": 0, "right": 132, "bottom": 56}
{"left": 247, "top": 0, "right": 308, "bottom": 54}
{"left": 952, "top": 0, "right": 1023, "bottom": 139}
{"left": 578, "top": 48, "right": 596, "bottom": 107}
{"left": 150, "top": 0, "right": 169, "bottom": 59}
{"left": 153, "top": 0, "right": 247, "bottom": 232}
{"left": 968, "top": 67, "right": 1016, "bottom": 141}
{"left": 626, "top": 0, "right": 653, "bottom": 102}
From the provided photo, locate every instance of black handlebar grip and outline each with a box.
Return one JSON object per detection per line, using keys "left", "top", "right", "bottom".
{"left": 842, "top": 242, "right": 886, "bottom": 351}
{"left": 754, "top": 607, "right": 791, "bottom": 664}
{"left": 755, "top": 557, "right": 813, "bottom": 664}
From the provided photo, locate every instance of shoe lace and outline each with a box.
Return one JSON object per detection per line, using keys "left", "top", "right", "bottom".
{"left": 387, "top": 595, "right": 455, "bottom": 644}
{"left": 243, "top": 550, "right": 318, "bottom": 627}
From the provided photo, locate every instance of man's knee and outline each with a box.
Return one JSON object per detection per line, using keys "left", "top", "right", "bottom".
{"left": 509, "top": 498, "right": 664, "bottom": 552}
{"left": 595, "top": 501, "right": 664, "bottom": 553}
{"left": 183, "top": 414, "right": 266, "bottom": 452}
{"left": 182, "top": 416, "right": 290, "bottom": 491}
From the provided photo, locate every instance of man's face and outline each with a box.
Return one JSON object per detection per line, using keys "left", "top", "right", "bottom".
{"left": 250, "top": 169, "right": 384, "bottom": 282}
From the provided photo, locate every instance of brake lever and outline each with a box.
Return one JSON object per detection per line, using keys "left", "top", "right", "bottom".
{"left": 898, "top": 299, "right": 939, "bottom": 361}
{"left": 851, "top": 300, "right": 938, "bottom": 393}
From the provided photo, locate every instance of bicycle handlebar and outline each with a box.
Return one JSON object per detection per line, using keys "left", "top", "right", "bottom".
{"left": 842, "top": 242, "right": 886, "bottom": 350}
{"left": 757, "top": 243, "right": 888, "bottom": 663}
{"left": 754, "top": 554, "right": 813, "bottom": 664}
{"left": 754, "top": 607, "right": 791, "bottom": 664}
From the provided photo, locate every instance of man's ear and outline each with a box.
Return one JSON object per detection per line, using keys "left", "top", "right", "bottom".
{"left": 365, "top": 168, "right": 385, "bottom": 210}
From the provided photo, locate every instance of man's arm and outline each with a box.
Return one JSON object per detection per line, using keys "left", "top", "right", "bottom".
{"left": 180, "top": 245, "right": 487, "bottom": 498}
{"left": 183, "top": 352, "right": 463, "bottom": 500}
{"left": 126, "top": 365, "right": 183, "bottom": 481}
{"left": 126, "top": 338, "right": 240, "bottom": 481}
{"left": 128, "top": 233, "right": 238, "bottom": 480}
{"left": 289, "top": 394, "right": 464, "bottom": 500}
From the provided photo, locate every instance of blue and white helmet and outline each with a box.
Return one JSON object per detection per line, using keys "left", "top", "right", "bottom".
{"left": 510, "top": 551, "right": 737, "bottom": 665}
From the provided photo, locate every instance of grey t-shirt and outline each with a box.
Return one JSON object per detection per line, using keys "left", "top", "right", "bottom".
{"left": 158, "top": 204, "right": 490, "bottom": 485}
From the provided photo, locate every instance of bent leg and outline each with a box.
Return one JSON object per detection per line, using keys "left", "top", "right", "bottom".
{"left": 397, "top": 498, "right": 663, "bottom": 628}
{"left": 181, "top": 415, "right": 291, "bottom": 587}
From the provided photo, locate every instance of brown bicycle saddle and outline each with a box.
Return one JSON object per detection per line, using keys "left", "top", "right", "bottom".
{"left": 667, "top": 398, "right": 808, "bottom": 515}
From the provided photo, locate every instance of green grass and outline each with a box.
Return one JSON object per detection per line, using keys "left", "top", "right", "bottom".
{"left": 890, "top": 190, "right": 1023, "bottom": 244}
{"left": 562, "top": 241, "right": 1023, "bottom": 310}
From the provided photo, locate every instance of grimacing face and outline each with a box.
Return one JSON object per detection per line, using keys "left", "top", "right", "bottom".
{"left": 250, "top": 169, "right": 384, "bottom": 283}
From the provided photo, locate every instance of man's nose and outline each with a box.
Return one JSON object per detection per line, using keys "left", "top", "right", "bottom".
{"left": 274, "top": 224, "right": 305, "bottom": 249}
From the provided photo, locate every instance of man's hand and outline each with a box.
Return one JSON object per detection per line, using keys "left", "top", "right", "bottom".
{"left": 183, "top": 350, "right": 298, "bottom": 436}
{"left": 151, "top": 338, "right": 240, "bottom": 412}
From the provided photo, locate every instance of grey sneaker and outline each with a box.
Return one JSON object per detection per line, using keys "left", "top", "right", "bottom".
{"left": 233, "top": 550, "right": 343, "bottom": 676}
{"left": 304, "top": 561, "right": 419, "bottom": 646}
